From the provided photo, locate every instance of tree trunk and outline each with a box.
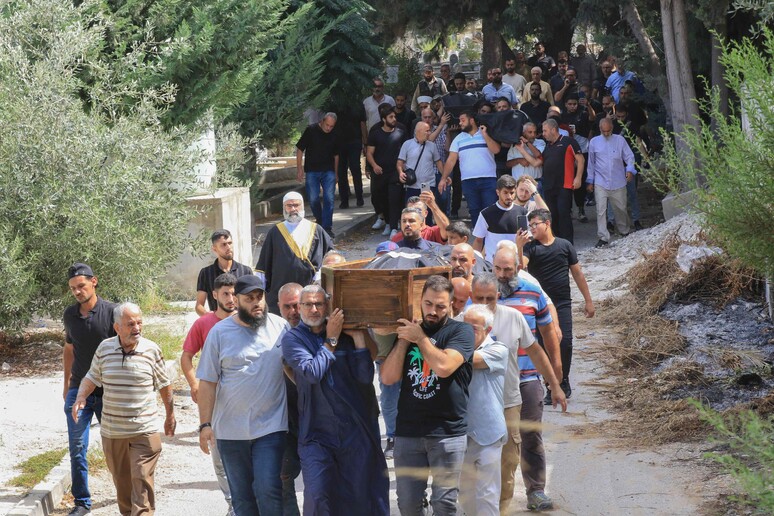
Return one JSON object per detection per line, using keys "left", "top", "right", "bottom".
{"left": 622, "top": 0, "right": 661, "bottom": 78}
{"left": 710, "top": 6, "right": 729, "bottom": 129}
{"left": 481, "top": 13, "right": 502, "bottom": 79}
{"left": 661, "top": 0, "right": 701, "bottom": 162}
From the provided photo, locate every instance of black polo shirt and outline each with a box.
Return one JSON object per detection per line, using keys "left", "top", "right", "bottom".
{"left": 296, "top": 123, "right": 339, "bottom": 173}
{"left": 63, "top": 296, "right": 117, "bottom": 391}
{"left": 197, "top": 259, "right": 254, "bottom": 311}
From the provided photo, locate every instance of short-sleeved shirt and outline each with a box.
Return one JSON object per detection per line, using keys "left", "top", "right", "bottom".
{"left": 296, "top": 124, "right": 339, "bottom": 173}
{"left": 363, "top": 94, "right": 396, "bottom": 130}
{"left": 467, "top": 336, "right": 509, "bottom": 446}
{"left": 196, "top": 314, "right": 289, "bottom": 440}
{"left": 63, "top": 297, "right": 117, "bottom": 390}
{"left": 472, "top": 202, "right": 529, "bottom": 261}
{"left": 523, "top": 237, "right": 578, "bottom": 302}
{"left": 499, "top": 280, "right": 552, "bottom": 383}
{"left": 398, "top": 138, "right": 441, "bottom": 187}
{"left": 196, "top": 259, "right": 254, "bottom": 312}
{"left": 507, "top": 138, "right": 545, "bottom": 179}
{"left": 449, "top": 130, "right": 496, "bottom": 181}
{"left": 395, "top": 319, "right": 475, "bottom": 438}
{"left": 561, "top": 110, "right": 592, "bottom": 152}
{"left": 85, "top": 337, "right": 170, "bottom": 438}
{"left": 368, "top": 124, "right": 409, "bottom": 177}
{"left": 490, "top": 304, "right": 536, "bottom": 408}
{"left": 482, "top": 82, "right": 518, "bottom": 104}
{"left": 182, "top": 312, "right": 226, "bottom": 355}
{"left": 519, "top": 101, "right": 551, "bottom": 129}
{"left": 334, "top": 104, "right": 367, "bottom": 143}
{"left": 541, "top": 135, "right": 581, "bottom": 191}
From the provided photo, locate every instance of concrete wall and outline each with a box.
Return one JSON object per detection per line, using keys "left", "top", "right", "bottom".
{"left": 165, "top": 187, "right": 254, "bottom": 298}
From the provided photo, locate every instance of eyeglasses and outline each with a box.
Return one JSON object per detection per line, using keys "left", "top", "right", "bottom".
{"left": 528, "top": 221, "right": 546, "bottom": 229}
{"left": 300, "top": 302, "right": 325, "bottom": 309}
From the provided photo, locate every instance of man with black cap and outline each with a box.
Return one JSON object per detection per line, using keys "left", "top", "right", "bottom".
{"left": 62, "top": 262, "right": 116, "bottom": 516}
{"left": 196, "top": 274, "right": 290, "bottom": 516}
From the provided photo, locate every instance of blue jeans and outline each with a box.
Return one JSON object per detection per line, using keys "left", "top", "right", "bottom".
{"left": 281, "top": 433, "right": 301, "bottom": 516}
{"left": 217, "top": 431, "right": 285, "bottom": 516}
{"left": 435, "top": 171, "right": 451, "bottom": 215}
{"left": 64, "top": 387, "right": 102, "bottom": 509}
{"left": 376, "top": 361, "right": 400, "bottom": 438}
{"left": 461, "top": 177, "right": 497, "bottom": 227}
{"left": 394, "top": 435, "right": 467, "bottom": 516}
{"left": 305, "top": 171, "right": 336, "bottom": 231}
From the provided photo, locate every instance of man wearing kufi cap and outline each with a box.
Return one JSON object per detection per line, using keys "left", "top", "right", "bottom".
{"left": 256, "top": 191, "right": 334, "bottom": 315}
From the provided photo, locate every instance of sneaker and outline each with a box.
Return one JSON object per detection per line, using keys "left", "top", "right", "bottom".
{"left": 389, "top": 229, "right": 399, "bottom": 239}
{"left": 381, "top": 224, "right": 391, "bottom": 236}
{"left": 634, "top": 220, "right": 643, "bottom": 231}
{"left": 560, "top": 378, "right": 572, "bottom": 399}
{"left": 527, "top": 490, "right": 554, "bottom": 511}
{"left": 607, "top": 221, "right": 615, "bottom": 232}
{"left": 68, "top": 507, "right": 91, "bottom": 516}
{"left": 594, "top": 239, "right": 609, "bottom": 248}
{"left": 384, "top": 437, "right": 395, "bottom": 459}
{"left": 585, "top": 198, "right": 596, "bottom": 207}
{"left": 543, "top": 387, "right": 552, "bottom": 406}
{"left": 371, "top": 217, "right": 386, "bottom": 230}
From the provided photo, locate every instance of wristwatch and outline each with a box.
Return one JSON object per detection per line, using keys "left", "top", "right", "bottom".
{"left": 198, "top": 422, "right": 212, "bottom": 433}
{"left": 325, "top": 337, "right": 338, "bottom": 348}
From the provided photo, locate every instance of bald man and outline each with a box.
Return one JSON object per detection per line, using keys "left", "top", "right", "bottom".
{"left": 450, "top": 243, "right": 476, "bottom": 281}
{"left": 586, "top": 117, "right": 637, "bottom": 247}
{"left": 397, "top": 121, "right": 443, "bottom": 204}
{"left": 451, "top": 277, "right": 471, "bottom": 317}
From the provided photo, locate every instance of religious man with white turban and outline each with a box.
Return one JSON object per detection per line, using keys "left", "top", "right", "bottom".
{"left": 256, "top": 192, "right": 334, "bottom": 315}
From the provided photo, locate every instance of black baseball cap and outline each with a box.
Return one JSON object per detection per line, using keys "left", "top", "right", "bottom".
{"left": 68, "top": 263, "right": 94, "bottom": 279}
{"left": 235, "top": 275, "right": 266, "bottom": 294}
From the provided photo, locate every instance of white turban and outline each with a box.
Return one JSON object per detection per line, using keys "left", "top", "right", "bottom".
{"left": 283, "top": 191, "right": 304, "bottom": 204}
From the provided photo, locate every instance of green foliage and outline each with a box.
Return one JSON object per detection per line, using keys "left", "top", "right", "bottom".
{"left": 655, "top": 29, "right": 774, "bottom": 277}
{"left": 9, "top": 449, "right": 67, "bottom": 489}
{"left": 384, "top": 46, "right": 420, "bottom": 99}
{"left": 0, "top": 0, "right": 212, "bottom": 331}
{"left": 229, "top": 4, "right": 336, "bottom": 146}
{"left": 144, "top": 325, "right": 186, "bottom": 360}
{"left": 694, "top": 400, "right": 774, "bottom": 513}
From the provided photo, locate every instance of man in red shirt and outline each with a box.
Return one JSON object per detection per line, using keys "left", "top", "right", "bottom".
{"left": 390, "top": 191, "right": 449, "bottom": 244}
{"left": 181, "top": 273, "right": 237, "bottom": 515}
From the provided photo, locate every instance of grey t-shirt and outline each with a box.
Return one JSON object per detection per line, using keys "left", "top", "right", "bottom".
{"left": 467, "top": 336, "right": 509, "bottom": 446}
{"left": 491, "top": 304, "right": 537, "bottom": 408}
{"left": 197, "top": 314, "right": 289, "bottom": 440}
{"left": 398, "top": 138, "right": 441, "bottom": 188}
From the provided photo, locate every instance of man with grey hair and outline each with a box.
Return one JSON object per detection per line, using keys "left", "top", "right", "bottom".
{"left": 296, "top": 112, "right": 340, "bottom": 237}
{"left": 520, "top": 66, "right": 554, "bottom": 106}
{"left": 282, "top": 285, "right": 388, "bottom": 515}
{"left": 397, "top": 121, "right": 443, "bottom": 203}
{"left": 72, "top": 302, "right": 175, "bottom": 516}
{"left": 197, "top": 274, "right": 290, "bottom": 515}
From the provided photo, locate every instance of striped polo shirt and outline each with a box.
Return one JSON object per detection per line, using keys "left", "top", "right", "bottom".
{"left": 449, "top": 129, "right": 496, "bottom": 181}
{"left": 85, "top": 336, "right": 170, "bottom": 438}
{"left": 498, "top": 278, "right": 552, "bottom": 382}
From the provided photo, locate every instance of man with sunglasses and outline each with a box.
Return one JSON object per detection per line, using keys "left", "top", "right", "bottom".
{"left": 363, "top": 77, "right": 395, "bottom": 135}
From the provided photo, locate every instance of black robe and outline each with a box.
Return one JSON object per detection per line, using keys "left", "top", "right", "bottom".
{"left": 256, "top": 221, "right": 333, "bottom": 314}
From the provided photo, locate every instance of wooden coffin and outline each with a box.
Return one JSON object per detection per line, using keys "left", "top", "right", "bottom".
{"left": 321, "top": 258, "right": 452, "bottom": 329}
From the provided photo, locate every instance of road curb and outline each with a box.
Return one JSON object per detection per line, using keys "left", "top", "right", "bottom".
{"left": 333, "top": 211, "right": 376, "bottom": 243}
{"left": 8, "top": 358, "right": 180, "bottom": 516}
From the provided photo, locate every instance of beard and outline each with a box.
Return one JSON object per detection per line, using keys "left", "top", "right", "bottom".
{"left": 300, "top": 313, "right": 325, "bottom": 329}
{"left": 497, "top": 277, "right": 519, "bottom": 299}
{"left": 284, "top": 210, "right": 305, "bottom": 223}
{"left": 238, "top": 305, "right": 266, "bottom": 329}
{"left": 217, "top": 300, "right": 236, "bottom": 313}
{"left": 422, "top": 314, "right": 448, "bottom": 333}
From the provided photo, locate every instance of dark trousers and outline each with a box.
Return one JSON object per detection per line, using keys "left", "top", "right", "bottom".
{"left": 519, "top": 380, "right": 546, "bottom": 495}
{"left": 543, "top": 188, "right": 574, "bottom": 244}
{"left": 451, "top": 164, "right": 462, "bottom": 214}
{"left": 386, "top": 179, "right": 405, "bottom": 230}
{"left": 371, "top": 171, "right": 388, "bottom": 218}
{"left": 555, "top": 299, "right": 574, "bottom": 382}
{"left": 573, "top": 153, "right": 589, "bottom": 210}
{"left": 337, "top": 141, "right": 363, "bottom": 204}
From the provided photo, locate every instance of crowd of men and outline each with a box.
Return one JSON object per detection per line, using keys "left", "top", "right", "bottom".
{"left": 60, "top": 42, "right": 647, "bottom": 516}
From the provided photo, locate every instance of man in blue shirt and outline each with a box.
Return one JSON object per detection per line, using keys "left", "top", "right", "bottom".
{"left": 482, "top": 68, "right": 518, "bottom": 106}
{"left": 586, "top": 117, "right": 637, "bottom": 247}
{"left": 605, "top": 59, "right": 637, "bottom": 103}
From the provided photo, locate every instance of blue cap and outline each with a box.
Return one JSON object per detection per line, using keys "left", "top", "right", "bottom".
{"left": 375, "top": 241, "right": 399, "bottom": 254}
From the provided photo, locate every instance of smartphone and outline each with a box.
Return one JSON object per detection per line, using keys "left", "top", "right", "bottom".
{"left": 420, "top": 182, "right": 431, "bottom": 192}
{"left": 578, "top": 91, "right": 586, "bottom": 99}
{"left": 517, "top": 214, "right": 529, "bottom": 233}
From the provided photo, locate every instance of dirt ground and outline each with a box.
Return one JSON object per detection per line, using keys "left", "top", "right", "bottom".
{"left": 0, "top": 187, "right": 751, "bottom": 515}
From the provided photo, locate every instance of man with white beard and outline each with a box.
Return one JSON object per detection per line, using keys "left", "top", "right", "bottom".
{"left": 256, "top": 191, "right": 334, "bottom": 315}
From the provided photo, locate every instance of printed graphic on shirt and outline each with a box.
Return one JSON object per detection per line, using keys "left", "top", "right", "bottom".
{"left": 407, "top": 341, "right": 439, "bottom": 399}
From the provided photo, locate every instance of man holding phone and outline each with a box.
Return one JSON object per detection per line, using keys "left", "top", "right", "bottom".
{"left": 472, "top": 175, "right": 529, "bottom": 261}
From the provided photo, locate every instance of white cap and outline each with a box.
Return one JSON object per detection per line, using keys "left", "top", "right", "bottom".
{"left": 283, "top": 191, "right": 304, "bottom": 204}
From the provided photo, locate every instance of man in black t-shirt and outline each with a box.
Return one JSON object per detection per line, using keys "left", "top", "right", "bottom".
{"left": 296, "top": 113, "right": 339, "bottom": 236}
{"left": 334, "top": 103, "right": 367, "bottom": 208}
{"left": 381, "top": 275, "right": 474, "bottom": 515}
{"left": 540, "top": 119, "right": 584, "bottom": 244}
{"left": 196, "top": 229, "right": 254, "bottom": 316}
{"left": 516, "top": 209, "right": 594, "bottom": 402}
{"left": 366, "top": 105, "right": 409, "bottom": 238}
{"left": 62, "top": 263, "right": 117, "bottom": 516}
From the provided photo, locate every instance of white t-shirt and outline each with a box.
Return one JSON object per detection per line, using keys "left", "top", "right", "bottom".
{"left": 491, "top": 304, "right": 537, "bottom": 408}
{"left": 507, "top": 139, "right": 545, "bottom": 179}
{"left": 502, "top": 73, "right": 527, "bottom": 99}
{"left": 363, "top": 94, "right": 395, "bottom": 131}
